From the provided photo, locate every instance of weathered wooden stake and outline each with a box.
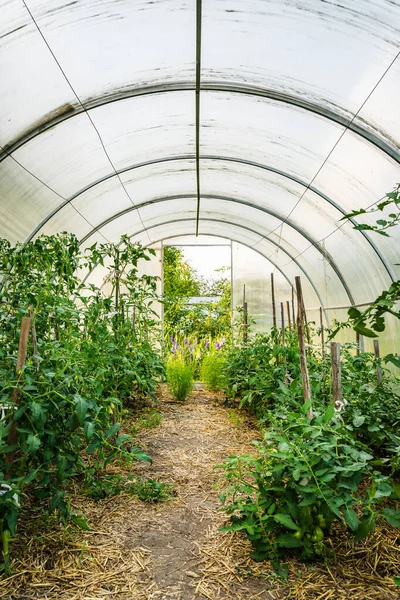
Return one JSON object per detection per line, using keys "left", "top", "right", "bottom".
{"left": 356, "top": 332, "right": 360, "bottom": 356}
{"left": 271, "top": 273, "right": 277, "bottom": 328}
{"left": 30, "top": 307, "right": 39, "bottom": 371}
{"left": 295, "top": 276, "right": 313, "bottom": 420}
{"left": 280, "top": 302, "right": 285, "bottom": 346}
{"left": 330, "top": 341, "right": 343, "bottom": 407}
{"left": 286, "top": 300, "right": 291, "bottom": 330}
{"left": 373, "top": 339, "right": 383, "bottom": 384}
{"left": 243, "top": 285, "right": 248, "bottom": 344}
{"left": 300, "top": 286, "right": 311, "bottom": 346}
{"left": 291, "top": 285, "right": 295, "bottom": 327}
{"left": 319, "top": 307, "right": 325, "bottom": 363}
{"left": 5, "top": 316, "right": 31, "bottom": 479}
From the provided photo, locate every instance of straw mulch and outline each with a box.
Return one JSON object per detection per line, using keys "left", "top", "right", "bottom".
{"left": 1, "top": 386, "right": 399, "bottom": 599}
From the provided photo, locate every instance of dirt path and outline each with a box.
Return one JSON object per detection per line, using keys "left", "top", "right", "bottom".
{"left": 123, "top": 387, "right": 284, "bottom": 600}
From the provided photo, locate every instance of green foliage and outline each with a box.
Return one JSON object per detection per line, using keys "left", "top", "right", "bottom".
{"left": 163, "top": 246, "right": 231, "bottom": 341}
{"left": 0, "top": 233, "right": 163, "bottom": 571}
{"left": 166, "top": 355, "right": 194, "bottom": 402}
{"left": 218, "top": 405, "right": 400, "bottom": 566}
{"left": 200, "top": 351, "right": 227, "bottom": 390}
{"left": 336, "top": 184, "right": 400, "bottom": 341}
{"left": 134, "top": 478, "right": 174, "bottom": 502}
{"left": 131, "top": 408, "right": 163, "bottom": 433}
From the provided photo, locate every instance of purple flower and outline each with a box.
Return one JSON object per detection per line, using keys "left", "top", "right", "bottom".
{"left": 184, "top": 338, "right": 187, "bottom": 345}
{"left": 171, "top": 346, "right": 176, "bottom": 354}
{"left": 170, "top": 334, "right": 173, "bottom": 342}
{"left": 205, "top": 340, "right": 209, "bottom": 349}
{"left": 215, "top": 342, "right": 221, "bottom": 350}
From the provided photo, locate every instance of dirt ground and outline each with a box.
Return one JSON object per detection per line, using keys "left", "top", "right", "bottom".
{"left": 1, "top": 387, "right": 399, "bottom": 600}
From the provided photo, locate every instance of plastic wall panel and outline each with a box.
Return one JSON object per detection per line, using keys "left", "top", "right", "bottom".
{"left": 38, "top": 203, "right": 94, "bottom": 241}
{"left": 13, "top": 113, "right": 112, "bottom": 198}
{"left": 0, "top": 0, "right": 78, "bottom": 147}
{"left": 202, "top": 0, "right": 399, "bottom": 135}
{"left": 232, "top": 242, "right": 318, "bottom": 332}
{"left": 88, "top": 93, "right": 195, "bottom": 170}
{"left": 26, "top": 0, "right": 195, "bottom": 100}
{"left": 201, "top": 92, "right": 344, "bottom": 182}
{"left": 0, "top": 157, "right": 63, "bottom": 243}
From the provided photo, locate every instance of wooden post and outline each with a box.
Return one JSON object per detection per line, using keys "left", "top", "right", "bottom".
{"left": 291, "top": 285, "right": 295, "bottom": 327}
{"left": 295, "top": 276, "right": 313, "bottom": 420}
{"left": 280, "top": 302, "right": 285, "bottom": 346}
{"left": 373, "top": 340, "right": 383, "bottom": 384}
{"left": 319, "top": 307, "right": 325, "bottom": 363}
{"left": 243, "top": 285, "right": 248, "bottom": 344}
{"left": 300, "top": 286, "right": 311, "bottom": 346}
{"left": 286, "top": 300, "right": 291, "bottom": 330}
{"left": 271, "top": 273, "right": 277, "bottom": 328}
{"left": 30, "top": 307, "right": 39, "bottom": 371}
{"left": 356, "top": 332, "right": 360, "bottom": 356}
{"left": 330, "top": 341, "right": 343, "bottom": 406}
{"left": 5, "top": 316, "right": 31, "bottom": 479}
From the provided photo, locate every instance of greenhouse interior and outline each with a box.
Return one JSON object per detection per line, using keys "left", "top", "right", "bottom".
{"left": 0, "top": 1, "right": 399, "bottom": 598}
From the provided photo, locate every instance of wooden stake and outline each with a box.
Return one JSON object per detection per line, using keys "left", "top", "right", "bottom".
{"left": 280, "top": 302, "right": 285, "bottom": 346}
{"left": 243, "top": 285, "right": 248, "bottom": 344}
{"left": 271, "top": 273, "right": 277, "bottom": 328}
{"left": 286, "top": 300, "right": 291, "bottom": 330}
{"left": 30, "top": 307, "right": 39, "bottom": 371}
{"left": 5, "top": 316, "right": 31, "bottom": 479}
{"left": 295, "top": 276, "right": 312, "bottom": 419}
{"left": 373, "top": 340, "right": 383, "bottom": 384}
{"left": 330, "top": 341, "right": 343, "bottom": 406}
{"left": 291, "top": 285, "right": 295, "bottom": 326}
{"left": 356, "top": 332, "right": 360, "bottom": 356}
{"left": 319, "top": 307, "right": 325, "bottom": 363}
{"left": 300, "top": 286, "right": 311, "bottom": 345}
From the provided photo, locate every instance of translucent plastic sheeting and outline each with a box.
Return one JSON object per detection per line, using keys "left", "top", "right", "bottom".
{"left": 231, "top": 242, "right": 316, "bottom": 332}
{"left": 202, "top": 0, "right": 399, "bottom": 145}
{"left": 164, "top": 235, "right": 230, "bottom": 246}
{"left": 0, "top": 0, "right": 195, "bottom": 148}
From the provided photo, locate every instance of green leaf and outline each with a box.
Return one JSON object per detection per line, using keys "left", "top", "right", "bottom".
{"left": 322, "top": 403, "right": 334, "bottom": 424}
{"left": 275, "top": 533, "right": 303, "bottom": 548}
{"left": 344, "top": 507, "right": 359, "bottom": 532}
{"left": 375, "top": 482, "right": 393, "bottom": 499}
{"left": 115, "top": 434, "right": 131, "bottom": 447}
{"left": 84, "top": 421, "right": 95, "bottom": 442}
{"left": 354, "top": 513, "right": 375, "bottom": 542}
{"left": 70, "top": 514, "right": 91, "bottom": 530}
{"left": 26, "top": 434, "right": 41, "bottom": 453}
{"left": 74, "top": 395, "right": 88, "bottom": 425}
{"left": 86, "top": 438, "right": 100, "bottom": 454}
{"left": 394, "top": 576, "right": 400, "bottom": 588}
{"left": 274, "top": 513, "right": 299, "bottom": 531}
{"left": 382, "top": 508, "right": 400, "bottom": 529}
{"left": 130, "top": 447, "right": 152, "bottom": 463}
{"left": 105, "top": 423, "right": 120, "bottom": 439}
{"left": 352, "top": 415, "right": 365, "bottom": 428}
{"left": 353, "top": 323, "right": 378, "bottom": 338}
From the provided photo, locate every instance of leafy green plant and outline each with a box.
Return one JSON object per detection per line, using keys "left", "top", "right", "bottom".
{"left": 134, "top": 478, "right": 174, "bottom": 502}
{"left": 0, "top": 233, "right": 163, "bottom": 571}
{"left": 132, "top": 408, "right": 162, "bottom": 433}
{"left": 166, "top": 355, "right": 194, "bottom": 401}
{"left": 200, "top": 350, "right": 226, "bottom": 390}
{"left": 218, "top": 403, "right": 400, "bottom": 569}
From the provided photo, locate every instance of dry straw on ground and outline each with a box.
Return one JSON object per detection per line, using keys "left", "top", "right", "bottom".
{"left": 0, "top": 387, "right": 399, "bottom": 599}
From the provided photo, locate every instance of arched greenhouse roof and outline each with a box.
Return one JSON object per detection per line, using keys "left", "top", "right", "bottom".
{"left": 1, "top": 0, "right": 399, "bottom": 311}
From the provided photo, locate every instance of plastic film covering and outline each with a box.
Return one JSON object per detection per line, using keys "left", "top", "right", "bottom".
{"left": 0, "top": 0, "right": 399, "bottom": 354}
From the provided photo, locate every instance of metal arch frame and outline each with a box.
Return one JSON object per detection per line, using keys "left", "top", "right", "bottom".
{"left": 76, "top": 193, "right": 355, "bottom": 305}
{"left": 83, "top": 216, "right": 331, "bottom": 323}
{"left": 1, "top": 82, "right": 399, "bottom": 164}
{"left": 23, "top": 154, "right": 394, "bottom": 282}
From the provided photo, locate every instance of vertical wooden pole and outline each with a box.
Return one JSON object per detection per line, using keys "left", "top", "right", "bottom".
{"left": 330, "top": 341, "right": 343, "bottom": 406}
{"left": 295, "top": 276, "right": 313, "bottom": 420}
{"left": 300, "top": 286, "right": 311, "bottom": 346}
{"left": 356, "top": 332, "right": 360, "bottom": 356}
{"left": 243, "top": 285, "right": 248, "bottom": 344}
{"left": 373, "top": 340, "right": 383, "bottom": 384}
{"left": 291, "top": 285, "right": 295, "bottom": 327}
{"left": 280, "top": 302, "right": 285, "bottom": 346}
{"left": 271, "top": 273, "right": 277, "bottom": 328}
{"left": 319, "top": 307, "right": 325, "bottom": 363}
{"left": 286, "top": 300, "right": 291, "bottom": 330}
{"left": 5, "top": 317, "right": 31, "bottom": 479}
{"left": 30, "top": 307, "right": 39, "bottom": 371}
